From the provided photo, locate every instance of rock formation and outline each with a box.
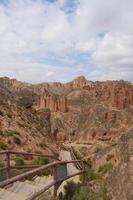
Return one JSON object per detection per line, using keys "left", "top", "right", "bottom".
{"left": 65, "top": 76, "right": 93, "bottom": 89}
{"left": 36, "top": 94, "right": 67, "bottom": 112}
{"left": 106, "top": 128, "right": 133, "bottom": 200}
{"left": 87, "top": 81, "right": 133, "bottom": 110}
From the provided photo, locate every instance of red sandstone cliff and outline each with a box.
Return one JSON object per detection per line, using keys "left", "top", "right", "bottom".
{"left": 65, "top": 76, "right": 93, "bottom": 89}
{"left": 36, "top": 94, "right": 67, "bottom": 112}
{"left": 0, "top": 77, "right": 133, "bottom": 112}
{"left": 90, "top": 81, "right": 133, "bottom": 109}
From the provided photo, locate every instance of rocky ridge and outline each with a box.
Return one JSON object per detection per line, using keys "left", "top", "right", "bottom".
{"left": 0, "top": 76, "right": 133, "bottom": 145}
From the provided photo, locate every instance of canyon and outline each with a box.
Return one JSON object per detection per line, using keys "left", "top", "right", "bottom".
{"left": 0, "top": 76, "right": 133, "bottom": 200}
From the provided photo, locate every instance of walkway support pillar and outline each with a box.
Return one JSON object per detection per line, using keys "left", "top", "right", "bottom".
{"left": 6, "top": 151, "right": 10, "bottom": 179}
{"left": 53, "top": 164, "right": 57, "bottom": 200}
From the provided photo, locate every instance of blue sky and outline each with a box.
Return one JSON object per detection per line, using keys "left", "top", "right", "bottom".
{"left": 0, "top": 0, "right": 133, "bottom": 83}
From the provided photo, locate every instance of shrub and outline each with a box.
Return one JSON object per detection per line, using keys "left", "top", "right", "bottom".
{"left": 42, "top": 169, "right": 50, "bottom": 176}
{"left": 72, "top": 186, "right": 95, "bottom": 200}
{"left": 59, "top": 182, "right": 111, "bottom": 200}
{"left": 13, "top": 136, "right": 21, "bottom": 145}
{"left": 32, "top": 157, "right": 49, "bottom": 165}
{"left": 5, "top": 130, "right": 20, "bottom": 136}
{"left": 6, "top": 112, "right": 12, "bottom": 118}
{"left": 0, "top": 130, "right": 4, "bottom": 135}
{"left": 15, "top": 157, "right": 25, "bottom": 166}
{"left": 95, "top": 145, "right": 102, "bottom": 153}
{"left": 59, "top": 181, "right": 81, "bottom": 200}
{"left": 106, "top": 154, "right": 114, "bottom": 161}
{"left": 80, "top": 169, "right": 101, "bottom": 183}
{"left": 98, "top": 163, "right": 113, "bottom": 175}
{"left": 18, "top": 97, "right": 33, "bottom": 109}
{"left": 0, "top": 160, "right": 4, "bottom": 168}
{"left": 99, "top": 185, "right": 111, "bottom": 200}
{"left": 0, "top": 110, "right": 4, "bottom": 116}
{"left": 0, "top": 142, "right": 7, "bottom": 150}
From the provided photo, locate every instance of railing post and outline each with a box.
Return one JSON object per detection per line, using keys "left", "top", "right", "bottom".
{"left": 6, "top": 151, "right": 10, "bottom": 179}
{"left": 53, "top": 164, "right": 57, "bottom": 200}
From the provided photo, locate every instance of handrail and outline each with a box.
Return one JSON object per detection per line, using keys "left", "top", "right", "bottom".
{"left": 29, "top": 170, "right": 85, "bottom": 200}
{"left": 0, "top": 160, "right": 83, "bottom": 188}
{"left": 70, "top": 146, "right": 83, "bottom": 170}
{"left": 0, "top": 149, "right": 85, "bottom": 200}
{"left": 0, "top": 150, "right": 58, "bottom": 160}
{"left": 0, "top": 150, "right": 59, "bottom": 179}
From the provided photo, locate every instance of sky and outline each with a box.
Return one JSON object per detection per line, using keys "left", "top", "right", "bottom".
{"left": 0, "top": 0, "right": 133, "bottom": 83}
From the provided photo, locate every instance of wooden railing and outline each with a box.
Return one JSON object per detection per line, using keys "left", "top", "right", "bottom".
{"left": 0, "top": 150, "right": 85, "bottom": 199}
{"left": 0, "top": 160, "right": 84, "bottom": 199}
{"left": 0, "top": 150, "right": 59, "bottom": 179}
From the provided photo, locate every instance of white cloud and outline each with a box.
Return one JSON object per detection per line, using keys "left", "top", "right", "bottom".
{"left": 46, "top": 71, "right": 55, "bottom": 77}
{"left": 0, "top": 0, "right": 133, "bottom": 82}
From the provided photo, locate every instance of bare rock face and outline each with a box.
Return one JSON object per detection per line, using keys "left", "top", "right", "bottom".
{"left": 0, "top": 77, "right": 31, "bottom": 91}
{"left": 106, "top": 128, "right": 133, "bottom": 200}
{"left": 65, "top": 76, "right": 93, "bottom": 89}
{"left": 36, "top": 94, "right": 67, "bottom": 112}
{"left": 90, "top": 81, "right": 133, "bottom": 109}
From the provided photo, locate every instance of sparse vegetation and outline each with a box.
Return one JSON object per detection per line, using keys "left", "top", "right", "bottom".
{"left": 72, "top": 185, "right": 111, "bottom": 200}
{"left": 15, "top": 156, "right": 25, "bottom": 166}
{"left": 59, "top": 181, "right": 111, "bottom": 200}
{"left": 59, "top": 181, "right": 81, "bottom": 200}
{"left": 0, "top": 130, "right": 3, "bottom": 135}
{"left": 95, "top": 145, "right": 102, "bottom": 153}
{"left": 98, "top": 163, "right": 113, "bottom": 175}
{"left": 32, "top": 157, "right": 49, "bottom": 165}
{"left": 0, "top": 142, "right": 7, "bottom": 150}
{"left": 6, "top": 112, "right": 12, "bottom": 118}
{"left": 80, "top": 169, "right": 102, "bottom": 183}
{"left": 0, "top": 160, "right": 4, "bottom": 168}
{"left": 106, "top": 154, "right": 114, "bottom": 161}
{"left": 0, "top": 110, "right": 4, "bottom": 116}
{"left": 13, "top": 136, "right": 21, "bottom": 145}
{"left": 0, "top": 130, "right": 20, "bottom": 137}
{"left": 42, "top": 169, "right": 50, "bottom": 176}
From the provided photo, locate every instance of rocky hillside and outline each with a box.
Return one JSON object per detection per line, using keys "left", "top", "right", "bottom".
{"left": 0, "top": 76, "right": 133, "bottom": 147}
{"left": 0, "top": 76, "right": 132, "bottom": 199}
{"left": 0, "top": 79, "right": 56, "bottom": 154}
{"left": 106, "top": 128, "right": 133, "bottom": 200}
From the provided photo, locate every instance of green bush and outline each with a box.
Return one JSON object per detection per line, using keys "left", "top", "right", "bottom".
{"left": 32, "top": 157, "right": 49, "bottom": 165}
{"left": 15, "top": 157, "right": 25, "bottom": 166}
{"left": 73, "top": 185, "right": 111, "bottom": 200}
{"left": 0, "top": 160, "right": 4, "bottom": 168}
{"left": 1, "top": 130, "right": 20, "bottom": 137}
{"left": 72, "top": 186, "right": 92, "bottom": 200}
{"left": 59, "top": 181, "right": 81, "bottom": 200}
{"left": 59, "top": 183, "right": 111, "bottom": 200}
{"left": 80, "top": 169, "right": 101, "bottom": 183}
{"left": 0, "top": 142, "right": 7, "bottom": 150}
{"left": 6, "top": 112, "right": 12, "bottom": 118}
{"left": 0, "top": 130, "right": 4, "bottom": 135}
{"left": 95, "top": 145, "right": 102, "bottom": 153}
{"left": 13, "top": 136, "right": 21, "bottom": 145}
{"left": 0, "top": 110, "right": 4, "bottom": 116}
{"left": 98, "top": 163, "right": 113, "bottom": 175}
{"left": 106, "top": 154, "right": 114, "bottom": 161}
{"left": 42, "top": 169, "right": 50, "bottom": 176}
{"left": 99, "top": 185, "right": 111, "bottom": 200}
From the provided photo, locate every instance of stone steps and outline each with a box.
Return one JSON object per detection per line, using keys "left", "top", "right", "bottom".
{"left": 0, "top": 188, "right": 27, "bottom": 200}
{"left": 0, "top": 175, "right": 53, "bottom": 200}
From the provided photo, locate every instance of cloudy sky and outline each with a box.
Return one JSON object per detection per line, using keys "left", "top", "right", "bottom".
{"left": 0, "top": 0, "right": 133, "bottom": 83}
